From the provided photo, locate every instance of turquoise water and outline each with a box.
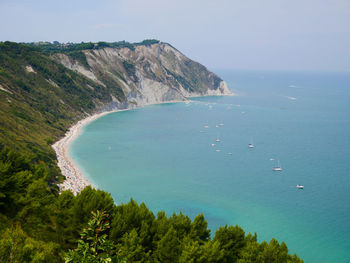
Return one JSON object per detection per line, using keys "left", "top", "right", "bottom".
{"left": 70, "top": 70, "right": 350, "bottom": 262}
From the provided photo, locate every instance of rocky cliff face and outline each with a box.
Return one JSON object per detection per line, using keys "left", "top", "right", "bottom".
{"left": 54, "top": 43, "right": 232, "bottom": 110}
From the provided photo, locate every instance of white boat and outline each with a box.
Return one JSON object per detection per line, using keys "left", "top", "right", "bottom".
{"left": 296, "top": 184, "right": 304, "bottom": 189}
{"left": 248, "top": 137, "right": 254, "bottom": 148}
{"left": 272, "top": 160, "right": 282, "bottom": 171}
{"left": 216, "top": 134, "right": 220, "bottom": 142}
{"left": 228, "top": 152, "right": 233, "bottom": 155}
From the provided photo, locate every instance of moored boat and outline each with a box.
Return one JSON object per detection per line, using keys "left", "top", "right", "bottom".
{"left": 248, "top": 137, "right": 254, "bottom": 148}
{"left": 273, "top": 160, "right": 282, "bottom": 171}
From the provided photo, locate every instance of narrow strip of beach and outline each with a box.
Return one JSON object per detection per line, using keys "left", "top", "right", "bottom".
{"left": 52, "top": 109, "right": 124, "bottom": 195}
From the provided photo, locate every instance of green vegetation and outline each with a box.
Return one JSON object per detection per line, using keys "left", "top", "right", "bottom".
{"left": 25, "top": 39, "right": 160, "bottom": 54}
{"left": 122, "top": 60, "right": 137, "bottom": 80}
{"left": 0, "top": 41, "right": 303, "bottom": 262}
{"left": 67, "top": 51, "right": 90, "bottom": 68}
{"left": 134, "top": 39, "right": 160, "bottom": 46}
{"left": 0, "top": 224, "right": 61, "bottom": 263}
{"left": 0, "top": 41, "right": 124, "bottom": 160}
{"left": 65, "top": 210, "right": 125, "bottom": 263}
{"left": 161, "top": 48, "right": 222, "bottom": 93}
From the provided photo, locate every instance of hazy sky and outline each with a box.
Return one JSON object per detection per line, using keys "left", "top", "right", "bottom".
{"left": 1, "top": 0, "right": 349, "bottom": 71}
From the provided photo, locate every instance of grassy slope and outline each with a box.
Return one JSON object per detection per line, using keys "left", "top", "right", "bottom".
{"left": 0, "top": 42, "right": 116, "bottom": 165}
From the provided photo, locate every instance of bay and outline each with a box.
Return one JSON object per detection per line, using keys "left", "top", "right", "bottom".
{"left": 70, "top": 70, "right": 350, "bottom": 262}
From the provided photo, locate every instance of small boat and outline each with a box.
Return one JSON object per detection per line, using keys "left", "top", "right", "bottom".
{"left": 272, "top": 160, "right": 282, "bottom": 171}
{"left": 216, "top": 134, "right": 220, "bottom": 142}
{"left": 219, "top": 123, "right": 224, "bottom": 126}
{"left": 228, "top": 152, "right": 233, "bottom": 155}
{"left": 296, "top": 184, "right": 304, "bottom": 189}
{"left": 248, "top": 137, "right": 254, "bottom": 148}
{"left": 204, "top": 125, "right": 209, "bottom": 129}
{"left": 211, "top": 144, "right": 216, "bottom": 147}
{"left": 216, "top": 149, "right": 221, "bottom": 152}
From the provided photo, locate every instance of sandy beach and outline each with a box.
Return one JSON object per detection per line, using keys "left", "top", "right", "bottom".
{"left": 52, "top": 109, "right": 124, "bottom": 195}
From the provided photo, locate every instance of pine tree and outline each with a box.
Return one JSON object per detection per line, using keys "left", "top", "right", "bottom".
{"left": 65, "top": 210, "right": 125, "bottom": 263}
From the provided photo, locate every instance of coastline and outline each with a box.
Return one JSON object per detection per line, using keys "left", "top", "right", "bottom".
{"left": 52, "top": 99, "right": 195, "bottom": 195}
{"left": 52, "top": 109, "right": 124, "bottom": 194}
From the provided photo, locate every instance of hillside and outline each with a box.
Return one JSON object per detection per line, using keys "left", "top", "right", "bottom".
{"left": 0, "top": 41, "right": 230, "bottom": 162}
{"left": 53, "top": 42, "right": 231, "bottom": 107}
{"left": 0, "top": 41, "right": 303, "bottom": 262}
{"left": 0, "top": 42, "right": 111, "bottom": 163}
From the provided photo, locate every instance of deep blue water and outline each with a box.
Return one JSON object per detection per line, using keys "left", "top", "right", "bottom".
{"left": 70, "top": 70, "right": 350, "bottom": 262}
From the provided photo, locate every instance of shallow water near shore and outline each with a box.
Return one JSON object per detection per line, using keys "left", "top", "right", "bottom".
{"left": 70, "top": 70, "right": 350, "bottom": 263}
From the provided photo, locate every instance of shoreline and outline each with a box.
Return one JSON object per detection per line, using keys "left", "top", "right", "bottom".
{"left": 52, "top": 91, "right": 234, "bottom": 195}
{"left": 52, "top": 108, "right": 125, "bottom": 194}
{"left": 52, "top": 99, "right": 195, "bottom": 195}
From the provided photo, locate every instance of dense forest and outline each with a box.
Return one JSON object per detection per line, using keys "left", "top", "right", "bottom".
{"left": 0, "top": 41, "right": 303, "bottom": 262}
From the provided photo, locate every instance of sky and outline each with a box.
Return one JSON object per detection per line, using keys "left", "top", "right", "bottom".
{"left": 0, "top": 0, "right": 349, "bottom": 72}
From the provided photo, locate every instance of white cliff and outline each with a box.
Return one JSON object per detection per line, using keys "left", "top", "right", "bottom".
{"left": 54, "top": 42, "right": 233, "bottom": 110}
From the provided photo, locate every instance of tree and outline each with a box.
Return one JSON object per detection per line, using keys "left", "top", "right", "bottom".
{"left": 110, "top": 199, "right": 155, "bottom": 250}
{"left": 71, "top": 186, "right": 115, "bottom": 231}
{"left": 213, "top": 225, "right": 246, "bottom": 263}
{"left": 189, "top": 213, "right": 210, "bottom": 243}
{"left": 117, "top": 229, "right": 148, "bottom": 262}
{"left": 65, "top": 210, "right": 125, "bottom": 263}
{"left": 154, "top": 226, "right": 181, "bottom": 262}
{"left": 179, "top": 237, "right": 225, "bottom": 263}
{"left": 0, "top": 224, "right": 60, "bottom": 263}
{"left": 50, "top": 190, "right": 77, "bottom": 249}
{"left": 257, "top": 239, "right": 304, "bottom": 263}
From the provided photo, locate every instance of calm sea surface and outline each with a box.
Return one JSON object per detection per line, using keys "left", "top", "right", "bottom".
{"left": 70, "top": 70, "right": 350, "bottom": 263}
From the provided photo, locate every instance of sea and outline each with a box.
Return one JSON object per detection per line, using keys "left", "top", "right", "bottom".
{"left": 70, "top": 70, "right": 350, "bottom": 263}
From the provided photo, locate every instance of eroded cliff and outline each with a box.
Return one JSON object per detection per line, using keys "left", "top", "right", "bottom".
{"left": 54, "top": 42, "right": 232, "bottom": 110}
